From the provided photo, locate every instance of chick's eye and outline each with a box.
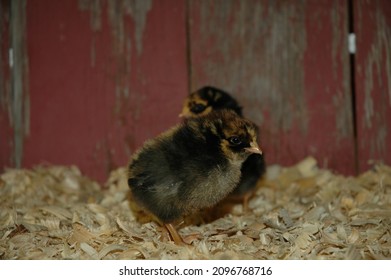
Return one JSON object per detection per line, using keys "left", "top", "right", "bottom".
{"left": 228, "top": 136, "right": 242, "bottom": 146}
{"left": 191, "top": 103, "right": 206, "bottom": 114}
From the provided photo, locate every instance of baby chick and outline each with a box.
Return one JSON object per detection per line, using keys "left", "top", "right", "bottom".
{"left": 180, "top": 86, "right": 242, "bottom": 118}
{"left": 128, "top": 110, "right": 262, "bottom": 244}
{"left": 181, "top": 86, "right": 266, "bottom": 209}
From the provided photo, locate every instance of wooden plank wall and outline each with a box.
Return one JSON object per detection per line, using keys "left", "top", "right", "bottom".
{"left": 354, "top": 0, "right": 391, "bottom": 173}
{"left": 0, "top": 0, "right": 390, "bottom": 182}
{"left": 188, "top": 0, "right": 355, "bottom": 174}
{"left": 1, "top": 0, "right": 188, "bottom": 181}
{"left": 0, "top": 0, "right": 12, "bottom": 170}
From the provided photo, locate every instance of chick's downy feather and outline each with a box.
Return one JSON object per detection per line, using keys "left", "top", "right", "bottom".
{"left": 181, "top": 86, "right": 266, "bottom": 197}
{"left": 181, "top": 86, "right": 242, "bottom": 118}
{"left": 128, "top": 110, "right": 260, "bottom": 224}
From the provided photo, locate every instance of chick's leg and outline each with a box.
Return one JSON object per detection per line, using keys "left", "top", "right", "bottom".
{"left": 242, "top": 191, "right": 254, "bottom": 212}
{"left": 165, "top": 223, "right": 186, "bottom": 245}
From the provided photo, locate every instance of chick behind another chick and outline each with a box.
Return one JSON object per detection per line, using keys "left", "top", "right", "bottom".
{"left": 180, "top": 86, "right": 242, "bottom": 118}
{"left": 128, "top": 110, "right": 262, "bottom": 244}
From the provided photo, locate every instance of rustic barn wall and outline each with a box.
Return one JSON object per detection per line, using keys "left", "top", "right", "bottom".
{"left": 1, "top": 0, "right": 390, "bottom": 181}
{"left": 1, "top": 0, "right": 30, "bottom": 170}
{"left": 1, "top": 0, "right": 188, "bottom": 182}
{"left": 188, "top": 0, "right": 355, "bottom": 174}
{"left": 0, "top": 0, "right": 13, "bottom": 169}
{"left": 354, "top": 0, "right": 391, "bottom": 173}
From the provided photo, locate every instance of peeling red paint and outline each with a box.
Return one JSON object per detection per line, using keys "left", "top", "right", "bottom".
{"left": 189, "top": 0, "right": 355, "bottom": 174}
{"left": 303, "top": 0, "right": 355, "bottom": 174}
{"left": 20, "top": 0, "right": 187, "bottom": 182}
{"left": 1, "top": 0, "right": 390, "bottom": 180}
{"left": 189, "top": 1, "right": 308, "bottom": 132}
{"left": 0, "top": 0, "right": 13, "bottom": 169}
{"left": 0, "top": 0, "right": 30, "bottom": 169}
{"left": 355, "top": 0, "right": 391, "bottom": 172}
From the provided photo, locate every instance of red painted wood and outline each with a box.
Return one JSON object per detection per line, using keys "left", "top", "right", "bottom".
{"left": 354, "top": 0, "right": 391, "bottom": 172}
{"left": 303, "top": 0, "right": 355, "bottom": 174}
{"left": 4, "top": 0, "right": 391, "bottom": 181}
{"left": 0, "top": 0, "right": 13, "bottom": 169}
{"left": 21, "top": 0, "right": 188, "bottom": 182}
{"left": 188, "top": 0, "right": 355, "bottom": 174}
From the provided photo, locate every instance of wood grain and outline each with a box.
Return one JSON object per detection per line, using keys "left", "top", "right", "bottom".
{"left": 354, "top": 0, "right": 391, "bottom": 172}
{"left": 1, "top": 0, "right": 391, "bottom": 180}
{"left": 188, "top": 0, "right": 355, "bottom": 174}
{"left": 23, "top": 0, "right": 188, "bottom": 181}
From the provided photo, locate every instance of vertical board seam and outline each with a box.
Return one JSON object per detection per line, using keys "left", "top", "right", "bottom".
{"left": 348, "top": 0, "right": 358, "bottom": 174}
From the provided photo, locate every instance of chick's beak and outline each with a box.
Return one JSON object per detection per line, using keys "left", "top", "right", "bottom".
{"left": 245, "top": 142, "right": 263, "bottom": 155}
{"left": 178, "top": 109, "right": 190, "bottom": 119}
{"left": 179, "top": 111, "right": 190, "bottom": 118}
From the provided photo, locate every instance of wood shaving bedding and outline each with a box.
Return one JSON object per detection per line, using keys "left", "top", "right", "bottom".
{"left": 1, "top": 157, "right": 390, "bottom": 259}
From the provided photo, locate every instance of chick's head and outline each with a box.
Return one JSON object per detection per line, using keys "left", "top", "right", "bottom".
{"left": 218, "top": 113, "right": 261, "bottom": 163}
{"left": 186, "top": 109, "right": 261, "bottom": 163}
{"left": 180, "top": 86, "right": 242, "bottom": 118}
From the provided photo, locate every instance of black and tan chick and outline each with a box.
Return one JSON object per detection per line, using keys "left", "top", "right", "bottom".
{"left": 128, "top": 110, "right": 262, "bottom": 244}
{"left": 180, "top": 86, "right": 242, "bottom": 118}
{"left": 181, "top": 86, "right": 266, "bottom": 208}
